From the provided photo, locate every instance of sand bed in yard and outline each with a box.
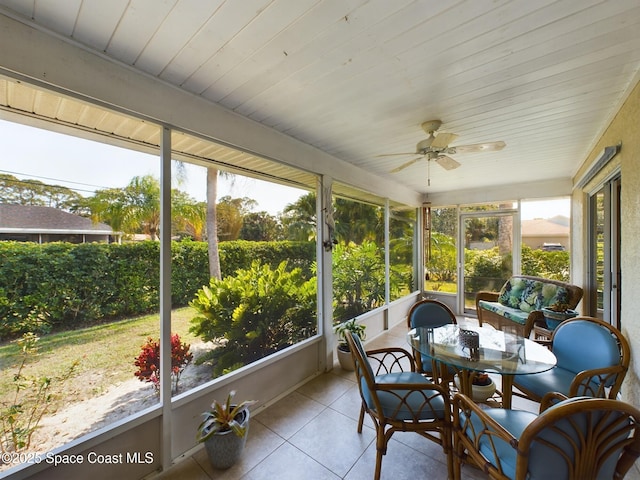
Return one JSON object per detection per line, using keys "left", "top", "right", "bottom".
{"left": 2, "top": 342, "right": 215, "bottom": 469}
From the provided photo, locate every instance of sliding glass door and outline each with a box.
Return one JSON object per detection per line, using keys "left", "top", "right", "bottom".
{"left": 459, "top": 209, "right": 517, "bottom": 314}
{"left": 589, "top": 175, "right": 621, "bottom": 328}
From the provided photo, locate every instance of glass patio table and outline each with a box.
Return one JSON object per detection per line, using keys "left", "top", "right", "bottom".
{"left": 407, "top": 324, "right": 557, "bottom": 408}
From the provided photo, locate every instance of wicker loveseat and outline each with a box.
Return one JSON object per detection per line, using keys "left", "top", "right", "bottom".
{"left": 475, "top": 275, "right": 583, "bottom": 338}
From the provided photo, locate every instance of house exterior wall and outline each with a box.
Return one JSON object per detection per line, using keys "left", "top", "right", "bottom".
{"left": 572, "top": 79, "right": 640, "bottom": 412}
{"left": 521, "top": 234, "right": 568, "bottom": 250}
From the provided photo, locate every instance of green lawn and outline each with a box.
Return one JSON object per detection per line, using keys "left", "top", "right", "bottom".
{"left": 0, "top": 307, "right": 201, "bottom": 410}
{"left": 424, "top": 281, "right": 457, "bottom": 293}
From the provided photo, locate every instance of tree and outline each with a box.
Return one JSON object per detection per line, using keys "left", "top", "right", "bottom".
{"left": 281, "top": 192, "right": 317, "bottom": 241}
{"left": 172, "top": 191, "right": 206, "bottom": 240}
{"left": 332, "top": 242, "right": 386, "bottom": 322}
{"left": 216, "top": 196, "right": 256, "bottom": 241}
{"left": 126, "top": 175, "right": 161, "bottom": 239}
{"left": 206, "top": 168, "right": 222, "bottom": 279}
{"left": 0, "top": 174, "right": 82, "bottom": 211}
{"left": 240, "top": 212, "right": 282, "bottom": 241}
{"left": 334, "top": 198, "right": 383, "bottom": 245}
{"left": 86, "top": 175, "right": 161, "bottom": 239}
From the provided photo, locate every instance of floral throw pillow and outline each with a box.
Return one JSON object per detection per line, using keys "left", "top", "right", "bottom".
{"left": 498, "top": 278, "right": 546, "bottom": 313}
{"left": 539, "top": 284, "right": 569, "bottom": 309}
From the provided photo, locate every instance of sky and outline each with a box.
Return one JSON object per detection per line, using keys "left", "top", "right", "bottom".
{"left": 0, "top": 119, "right": 569, "bottom": 218}
{"left": 0, "top": 119, "right": 306, "bottom": 216}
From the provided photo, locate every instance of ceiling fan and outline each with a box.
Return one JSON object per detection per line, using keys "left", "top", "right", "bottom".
{"left": 379, "top": 120, "right": 505, "bottom": 184}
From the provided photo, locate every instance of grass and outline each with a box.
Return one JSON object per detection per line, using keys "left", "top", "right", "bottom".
{"left": 425, "top": 281, "right": 457, "bottom": 293}
{"left": 0, "top": 307, "right": 202, "bottom": 411}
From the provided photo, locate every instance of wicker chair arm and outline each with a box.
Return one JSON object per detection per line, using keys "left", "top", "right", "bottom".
{"left": 570, "top": 365, "right": 627, "bottom": 398}
{"left": 475, "top": 291, "right": 500, "bottom": 303}
{"left": 475, "top": 291, "right": 500, "bottom": 328}
{"left": 539, "top": 391, "right": 569, "bottom": 412}
{"left": 453, "top": 393, "right": 518, "bottom": 476}
{"left": 535, "top": 338, "right": 552, "bottom": 348}
{"left": 523, "top": 310, "right": 545, "bottom": 338}
{"left": 366, "top": 347, "right": 416, "bottom": 374}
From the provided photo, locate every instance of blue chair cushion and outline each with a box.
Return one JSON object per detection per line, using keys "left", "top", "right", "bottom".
{"left": 463, "top": 397, "right": 631, "bottom": 479}
{"left": 553, "top": 321, "right": 620, "bottom": 379}
{"left": 527, "top": 398, "right": 629, "bottom": 479}
{"left": 409, "top": 302, "right": 453, "bottom": 328}
{"left": 461, "top": 408, "right": 537, "bottom": 479}
{"left": 363, "top": 372, "right": 447, "bottom": 420}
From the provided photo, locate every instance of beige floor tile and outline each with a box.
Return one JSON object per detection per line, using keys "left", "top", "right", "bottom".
{"left": 253, "top": 390, "right": 325, "bottom": 439}
{"left": 289, "top": 408, "right": 375, "bottom": 477}
{"left": 242, "top": 442, "right": 339, "bottom": 480}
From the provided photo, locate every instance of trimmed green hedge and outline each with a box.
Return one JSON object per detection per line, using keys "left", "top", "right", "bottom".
{"left": 0, "top": 240, "right": 315, "bottom": 339}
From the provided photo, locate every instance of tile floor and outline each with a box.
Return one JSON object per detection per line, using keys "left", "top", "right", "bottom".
{"left": 154, "top": 319, "right": 540, "bottom": 480}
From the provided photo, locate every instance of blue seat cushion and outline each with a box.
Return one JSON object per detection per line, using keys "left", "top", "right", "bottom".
{"left": 461, "top": 408, "right": 537, "bottom": 479}
{"left": 478, "top": 300, "right": 529, "bottom": 325}
{"left": 514, "top": 366, "right": 580, "bottom": 398}
{"left": 363, "top": 371, "right": 447, "bottom": 420}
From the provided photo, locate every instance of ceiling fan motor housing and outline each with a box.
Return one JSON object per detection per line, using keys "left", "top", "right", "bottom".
{"left": 421, "top": 120, "right": 442, "bottom": 134}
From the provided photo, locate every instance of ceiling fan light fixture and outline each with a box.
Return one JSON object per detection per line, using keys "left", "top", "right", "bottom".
{"left": 384, "top": 120, "right": 505, "bottom": 177}
{"left": 416, "top": 135, "right": 435, "bottom": 152}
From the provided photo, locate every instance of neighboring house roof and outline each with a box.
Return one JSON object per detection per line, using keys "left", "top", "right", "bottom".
{"left": 0, "top": 204, "right": 114, "bottom": 234}
{"left": 521, "top": 216, "right": 570, "bottom": 237}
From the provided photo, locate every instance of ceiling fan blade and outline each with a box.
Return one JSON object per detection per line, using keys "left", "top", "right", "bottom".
{"left": 431, "top": 132, "right": 458, "bottom": 149}
{"left": 390, "top": 157, "right": 422, "bottom": 173}
{"left": 453, "top": 141, "right": 506, "bottom": 153}
{"left": 435, "top": 155, "right": 461, "bottom": 170}
{"left": 375, "top": 152, "right": 418, "bottom": 157}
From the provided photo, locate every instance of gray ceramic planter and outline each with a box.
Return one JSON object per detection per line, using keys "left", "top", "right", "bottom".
{"left": 203, "top": 409, "right": 250, "bottom": 469}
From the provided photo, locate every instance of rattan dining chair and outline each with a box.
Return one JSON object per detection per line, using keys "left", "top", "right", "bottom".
{"left": 346, "top": 331, "right": 453, "bottom": 480}
{"left": 452, "top": 392, "right": 640, "bottom": 480}
{"left": 513, "top": 316, "right": 629, "bottom": 402}
{"left": 406, "top": 298, "right": 457, "bottom": 378}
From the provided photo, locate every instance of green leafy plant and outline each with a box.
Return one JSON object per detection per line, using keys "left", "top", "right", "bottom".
{"left": 546, "top": 302, "right": 570, "bottom": 312}
{"left": 196, "top": 390, "right": 256, "bottom": 442}
{"left": 0, "top": 240, "right": 315, "bottom": 340}
{"left": 332, "top": 241, "right": 387, "bottom": 322}
{"left": 190, "top": 261, "right": 317, "bottom": 376}
{"left": 333, "top": 318, "right": 366, "bottom": 352}
{"left": 0, "top": 333, "right": 78, "bottom": 452}
{"left": 133, "top": 333, "right": 193, "bottom": 393}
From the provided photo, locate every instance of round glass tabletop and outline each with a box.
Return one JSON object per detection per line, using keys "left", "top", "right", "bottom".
{"left": 407, "top": 324, "right": 556, "bottom": 375}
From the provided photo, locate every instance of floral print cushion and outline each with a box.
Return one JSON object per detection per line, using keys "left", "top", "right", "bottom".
{"left": 497, "top": 278, "right": 569, "bottom": 313}
{"left": 540, "top": 283, "right": 570, "bottom": 310}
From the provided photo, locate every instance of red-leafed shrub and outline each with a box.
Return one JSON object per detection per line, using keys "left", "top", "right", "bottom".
{"left": 134, "top": 334, "right": 193, "bottom": 393}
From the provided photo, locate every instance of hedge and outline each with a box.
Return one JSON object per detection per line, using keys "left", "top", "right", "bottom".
{"left": 0, "top": 240, "right": 315, "bottom": 339}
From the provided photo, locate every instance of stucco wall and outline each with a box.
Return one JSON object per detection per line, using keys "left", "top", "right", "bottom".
{"left": 572, "top": 79, "right": 640, "bottom": 410}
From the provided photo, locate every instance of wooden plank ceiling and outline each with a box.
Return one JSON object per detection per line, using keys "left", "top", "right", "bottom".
{"left": 0, "top": 0, "right": 639, "bottom": 197}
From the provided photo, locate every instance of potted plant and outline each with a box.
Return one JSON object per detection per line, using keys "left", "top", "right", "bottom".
{"left": 541, "top": 302, "right": 578, "bottom": 330}
{"left": 454, "top": 372, "right": 496, "bottom": 402}
{"left": 333, "top": 318, "right": 366, "bottom": 371}
{"left": 196, "top": 390, "right": 256, "bottom": 469}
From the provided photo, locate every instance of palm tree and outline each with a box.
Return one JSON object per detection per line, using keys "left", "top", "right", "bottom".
{"left": 281, "top": 193, "right": 317, "bottom": 241}
{"left": 126, "top": 175, "right": 161, "bottom": 240}
{"left": 206, "top": 167, "right": 222, "bottom": 279}
{"left": 172, "top": 191, "right": 206, "bottom": 240}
